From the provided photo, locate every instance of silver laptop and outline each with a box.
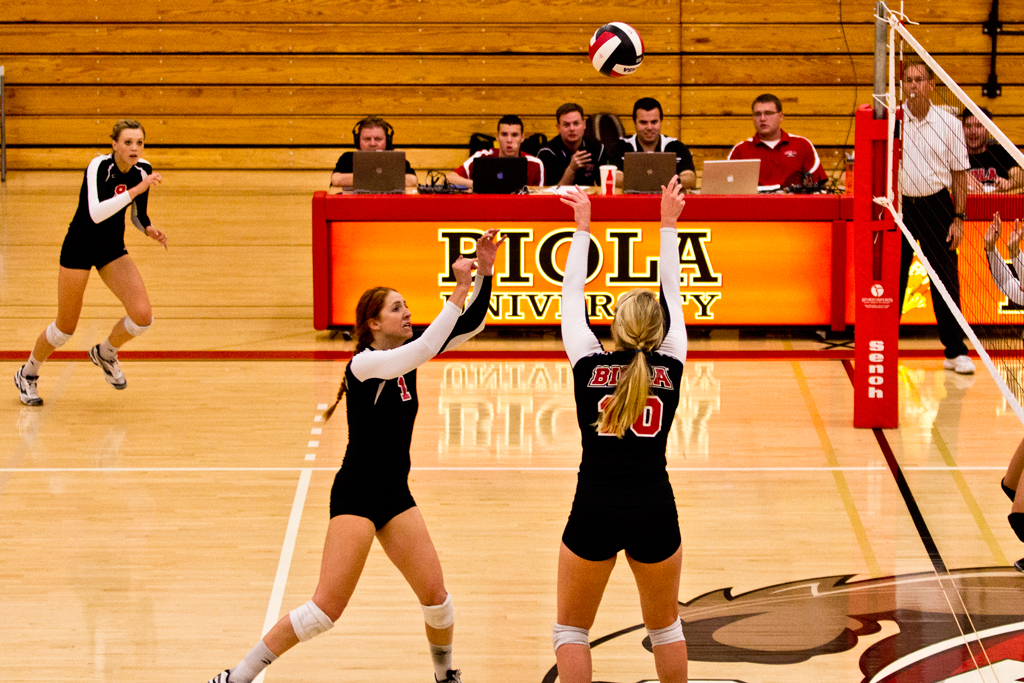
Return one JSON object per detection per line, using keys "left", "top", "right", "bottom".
{"left": 352, "top": 151, "right": 407, "bottom": 194}
{"left": 623, "top": 152, "right": 677, "bottom": 194}
{"left": 700, "top": 159, "right": 761, "bottom": 195}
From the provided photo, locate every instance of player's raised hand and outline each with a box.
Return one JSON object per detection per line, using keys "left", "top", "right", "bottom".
{"left": 475, "top": 228, "right": 507, "bottom": 276}
{"left": 660, "top": 175, "right": 686, "bottom": 223}
{"left": 1008, "top": 218, "right": 1023, "bottom": 257}
{"left": 984, "top": 212, "right": 1002, "bottom": 251}
{"left": 559, "top": 186, "right": 592, "bottom": 232}
{"left": 451, "top": 255, "right": 478, "bottom": 287}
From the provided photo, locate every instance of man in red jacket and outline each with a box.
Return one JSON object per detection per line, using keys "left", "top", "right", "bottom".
{"left": 728, "top": 94, "right": 828, "bottom": 190}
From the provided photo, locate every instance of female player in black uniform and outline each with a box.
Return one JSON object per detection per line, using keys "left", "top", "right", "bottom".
{"left": 206, "top": 229, "right": 504, "bottom": 683}
{"left": 14, "top": 119, "right": 166, "bottom": 406}
{"left": 983, "top": 212, "right": 1024, "bottom": 572}
{"left": 553, "top": 178, "right": 688, "bottom": 683}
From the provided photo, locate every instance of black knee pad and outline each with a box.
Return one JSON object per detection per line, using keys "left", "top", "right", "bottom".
{"left": 1002, "top": 479, "right": 1016, "bottom": 502}
{"left": 1010, "top": 513, "right": 1024, "bottom": 543}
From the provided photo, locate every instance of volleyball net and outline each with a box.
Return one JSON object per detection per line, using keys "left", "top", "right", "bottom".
{"left": 879, "top": 13, "right": 1024, "bottom": 428}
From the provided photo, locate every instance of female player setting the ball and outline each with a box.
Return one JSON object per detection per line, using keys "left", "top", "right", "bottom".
{"left": 553, "top": 178, "right": 688, "bottom": 683}
{"left": 206, "top": 229, "right": 504, "bottom": 683}
{"left": 14, "top": 119, "right": 166, "bottom": 406}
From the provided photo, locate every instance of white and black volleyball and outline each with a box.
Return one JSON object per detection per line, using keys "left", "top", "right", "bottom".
{"left": 589, "top": 22, "right": 645, "bottom": 77}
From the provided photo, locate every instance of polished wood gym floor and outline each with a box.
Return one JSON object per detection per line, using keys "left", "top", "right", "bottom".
{"left": 2, "top": 171, "right": 1022, "bottom": 683}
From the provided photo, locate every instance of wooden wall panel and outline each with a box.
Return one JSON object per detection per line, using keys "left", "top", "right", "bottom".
{"left": 22, "top": 114, "right": 1006, "bottom": 150}
{"left": 0, "top": 0, "right": 681, "bottom": 24}
{"left": 2, "top": 0, "right": 1020, "bottom": 172}
{"left": 681, "top": 0, "right": 1024, "bottom": 24}
{"left": 0, "top": 24, "right": 680, "bottom": 54}
{"left": 0, "top": 55, "right": 680, "bottom": 86}
{"left": 5, "top": 85, "right": 685, "bottom": 118}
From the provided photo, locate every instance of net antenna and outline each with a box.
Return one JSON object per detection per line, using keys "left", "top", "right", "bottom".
{"left": 880, "top": 11, "right": 1024, "bottom": 430}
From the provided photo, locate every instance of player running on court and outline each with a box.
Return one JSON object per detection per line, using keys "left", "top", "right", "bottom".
{"left": 206, "top": 229, "right": 504, "bottom": 683}
{"left": 14, "top": 119, "right": 167, "bottom": 406}
{"left": 983, "top": 211, "right": 1024, "bottom": 572}
{"left": 553, "top": 178, "right": 688, "bottom": 683}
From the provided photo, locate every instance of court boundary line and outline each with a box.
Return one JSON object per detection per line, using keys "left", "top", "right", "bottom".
{"left": 253, "top": 467, "right": 313, "bottom": 683}
{"left": 841, "top": 359, "right": 993, "bottom": 671}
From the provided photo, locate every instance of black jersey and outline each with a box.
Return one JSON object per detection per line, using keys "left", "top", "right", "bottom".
{"left": 340, "top": 275, "right": 492, "bottom": 481}
{"left": 561, "top": 228, "right": 687, "bottom": 498}
{"left": 68, "top": 154, "right": 153, "bottom": 240}
{"left": 970, "top": 145, "right": 1019, "bottom": 184}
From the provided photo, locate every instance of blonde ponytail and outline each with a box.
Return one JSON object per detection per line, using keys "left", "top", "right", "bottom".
{"left": 593, "top": 289, "right": 665, "bottom": 438}
{"left": 594, "top": 351, "right": 652, "bottom": 437}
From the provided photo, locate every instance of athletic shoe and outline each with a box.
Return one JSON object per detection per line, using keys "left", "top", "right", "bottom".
{"left": 1015, "top": 558, "right": 1024, "bottom": 573}
{"left": 89, "top": 344, "right": 127, "bottom": 389}
{"left": 207, "top": 670, "right": 231, "bottom": 683}
{"left": 942, "top": 355, "right": 976, "bottom": 375}
{"left": 436, "top": 670, "right": 462, "bottom": 683}
{"left": 14, "top": 367, "right": 42, "bottom": 406}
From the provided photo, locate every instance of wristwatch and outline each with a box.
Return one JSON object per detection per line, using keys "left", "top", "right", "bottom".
{"left": 954, "top": 212, "right": 967, "bottom": 220}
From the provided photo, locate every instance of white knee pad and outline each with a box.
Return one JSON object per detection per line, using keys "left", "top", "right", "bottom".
{"left": 289, "top": 600, "right": 334, "bottom": 642}
{"left": 421, "top": 593, "right": 455, "bottom": 630}
{"left": 123, "top": 315, "right": 152, "bottom": 337}
{"left": 45, "top": 322, "right": 72, "bottom": 348}
{"left": 552, "top": 623, "right": 589, "bottom": 652}
{"left": 647, "top": 618, "right": 685, "bottom": 647}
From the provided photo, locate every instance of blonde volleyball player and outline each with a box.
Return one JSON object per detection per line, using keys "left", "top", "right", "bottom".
{"left": 983, "top": 212, "right": 1024, "bottom": 572}
{"left": 553, "top": 179, "right": 688, "bottom": 683}
{"left": 206, "top": 230, "right": 504, "bottom": 683}
{"left": 14, "top": 119, "right": 166, "bottom": 406}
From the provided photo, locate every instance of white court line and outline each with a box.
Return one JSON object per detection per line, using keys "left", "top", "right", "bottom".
{"left": 253, "top": 467, "right": 313, "bottom": 683}
{"left": 0, "top": 465, "right": 1006, "bottom": 473}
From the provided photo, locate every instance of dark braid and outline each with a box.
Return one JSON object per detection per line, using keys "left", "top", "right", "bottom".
{"left": 321, "top": 286, "right": 394, "bottom": 422}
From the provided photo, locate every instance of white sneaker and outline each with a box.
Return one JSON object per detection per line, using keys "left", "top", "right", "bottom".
{"left": 14, "top": 366, "right": 43, "bottom": 406}
{"left": 89, "top": 344, "right": 127, "bottom": 389}
{"left": 942, "top": 355, "right": 976, "bottom": 374}
{"left": 207, "top": 671, "right": 231, "bottom": 683}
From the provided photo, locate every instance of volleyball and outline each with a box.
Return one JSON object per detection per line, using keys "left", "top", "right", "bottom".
{"left": 589, "top": 22, "right": 644, "bottom": 77}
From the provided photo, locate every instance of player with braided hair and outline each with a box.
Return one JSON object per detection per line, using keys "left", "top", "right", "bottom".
{"left": 206, "top": 229, "right": 504, "bottom": 683}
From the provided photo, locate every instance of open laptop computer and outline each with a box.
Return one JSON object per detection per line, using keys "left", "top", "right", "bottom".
{"left": 352, "top": 150, "right": 407, "bottom": 194}
{"left": 473, "top": 156, "right": 528, "bottom": 194}
{"left": 623, "top": 152, "right": 677, "bottom": 194}
{"left": 700, "top": 159, "right": 761, "bottom": 195}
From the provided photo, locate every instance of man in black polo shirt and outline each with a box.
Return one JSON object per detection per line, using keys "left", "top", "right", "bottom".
{"left": 330, "top": 116, "right": 417, "bottom": 188}
{"left": 963, "top": 107, "right": 1023, "bottom": 194}
{"left": 607, "top": 97, "right": 696, "bottom": 191}
{"left": 537, "top": 103, "right": 606, "bottom": 186}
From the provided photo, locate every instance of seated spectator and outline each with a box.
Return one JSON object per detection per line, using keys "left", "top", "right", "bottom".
{"left": 963, "top": 107, "right": 1023, "bottom": 193}
{"left": 537, "top": 103, "right": 606, "bottom": 186}
{"left": 607, "top": 97, "right": 695, "bottom": 190}
{"left": 331, "top": 117, "right": 417, "bottom": 188}
{"left": 728, "top": 94, "right": 827, "bottom": 189}
{"left": 446, "top": 115, "right": 545, "bottom": 190}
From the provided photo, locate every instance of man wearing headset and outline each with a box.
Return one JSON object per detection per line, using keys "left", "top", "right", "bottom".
{"left": 331, "top": 117, "right": 418, "bottom": 188}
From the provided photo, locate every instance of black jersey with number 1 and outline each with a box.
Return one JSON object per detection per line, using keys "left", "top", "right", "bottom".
{"left": 561, "top": 227, "right": 687, "bottom": 504}
{"left": 339, "top": 274, "right": 493, "bottom": 484}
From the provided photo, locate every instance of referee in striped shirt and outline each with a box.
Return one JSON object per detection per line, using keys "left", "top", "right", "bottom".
{"left": 898, "top": 60, "right": 974, "bottom": 375}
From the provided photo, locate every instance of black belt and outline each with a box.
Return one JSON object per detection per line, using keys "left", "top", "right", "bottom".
{"left": 903, "top": 190, "right": 948, "bottom": 204}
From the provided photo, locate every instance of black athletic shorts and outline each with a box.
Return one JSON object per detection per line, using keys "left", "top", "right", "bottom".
{"left": 329, "top": 470, "right": 417, "bottom": 530}
{"left": 561, "top": 481, "right": 681, "bottom": 564}
{"left": 59, "top": 232, "right": 128, "bottom": 271}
